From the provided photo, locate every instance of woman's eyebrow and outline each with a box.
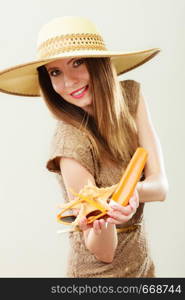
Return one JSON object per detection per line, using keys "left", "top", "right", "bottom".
{"left": 67, "top": 58, "right": 75, "bottom": 65}
{"left": 46, "top": 58, "right": 75, "bottom": 72}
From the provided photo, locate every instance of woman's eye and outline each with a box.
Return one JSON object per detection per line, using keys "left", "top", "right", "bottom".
{"left": 49, "top": 69, "right": 61, "bottom": 77}
{"left": 73, "top": 59, "right": 85, "bottom": 67}
{"left": 48, "top": 59, "right": 84, "bottom": 76}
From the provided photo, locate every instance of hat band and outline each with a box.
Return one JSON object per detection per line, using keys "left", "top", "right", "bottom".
{"left": 37, "top": 33, "right": 107, "bottom": 59}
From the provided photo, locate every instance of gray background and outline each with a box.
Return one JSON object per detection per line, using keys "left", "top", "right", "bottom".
{"left": 0, "top": 0, "right": 184, "bottom": 277}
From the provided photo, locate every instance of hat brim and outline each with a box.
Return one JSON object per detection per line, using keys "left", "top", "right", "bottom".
{"left": 0, "top": 48, "right": 160, "bottom": 97}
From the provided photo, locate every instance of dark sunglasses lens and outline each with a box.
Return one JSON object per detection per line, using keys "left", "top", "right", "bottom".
{"left": 59, "top": 215, "right": 76, "bottom": 223}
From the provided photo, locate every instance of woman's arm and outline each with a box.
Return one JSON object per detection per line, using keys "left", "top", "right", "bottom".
{"left": 59, "top": 157, "right": 119, "bottom": 263}
{"left": 81, "top": 219, "right": 118, "bottom": 263}
{"left": 137, "top": 173, "right": 168, "bottom": 203}
{"left": 105, "top": 86, "right": 169, "bottom": 225}
{"left": 135, "top": 86, "right": 169, "bottom": 202}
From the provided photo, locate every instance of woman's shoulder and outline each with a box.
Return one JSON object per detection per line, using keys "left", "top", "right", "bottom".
{"left": 56, "top": 120, "right": 84, "bottom": 134}
{"left": 46, "top": 120, "right": 95, "bottom": 175}
{"left": 120, "top": 79, "right": 140, "bottom": 94}
{"left": 120, "top": 79, "right": 141, "bottom": 117}
{"left": 52, "top": 120, "right": 91, "bottom": 150}
{"left": 54, "top": 120, "right": 87, "bottom": 140}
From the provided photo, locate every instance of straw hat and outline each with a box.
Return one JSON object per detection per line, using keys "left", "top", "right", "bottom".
{"left": 0, "top": 16, "right": 161, "bottom": 97}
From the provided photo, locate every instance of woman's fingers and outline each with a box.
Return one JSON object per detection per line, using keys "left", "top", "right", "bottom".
{"left": 129, "top": 197, "right": 138, "bottom": 211}
{"left": 107, "top": 210, "right": 132, "bottom": 224}
{"left": 78, "top": 216, "right": 86, "bottom": 230}
{"left": 109, "top": 200, "right": 135, "bottom": 216}
{"left": 93, "top": 219, "right": 107, "bottom": 235}
{"left": 99, "top": 219, "right": 106, "bottom": 229}
{"left": 106, "top": 217, "right": 129, "bottom": 224}
{"left": 93, "top": 220, "right": 100, "bottom": 234}
{"left": 78, "top": 216, "right": 92, "bottom": 231}
{"left": 107, "top": 190, "right": 139, "bottom": 224}
{"left": 78, "top": 216, "right": 107, "bottom": 233}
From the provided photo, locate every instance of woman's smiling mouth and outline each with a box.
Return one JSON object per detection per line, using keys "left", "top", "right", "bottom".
{"left": 70, "top": 85, "right": 89, "bottom": 99}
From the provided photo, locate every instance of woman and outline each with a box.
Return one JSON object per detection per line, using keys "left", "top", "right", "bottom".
{"left": 0, "top": 16, "right": 168, "bottom": 277}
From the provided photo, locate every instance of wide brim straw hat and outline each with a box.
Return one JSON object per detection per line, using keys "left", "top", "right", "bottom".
{"left": 0, "top": 16, "right": 161, "bottom": 97}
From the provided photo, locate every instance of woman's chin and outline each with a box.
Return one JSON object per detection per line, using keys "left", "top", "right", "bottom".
{"left": 82, "top": 105, "right": 93, "bottom": 115}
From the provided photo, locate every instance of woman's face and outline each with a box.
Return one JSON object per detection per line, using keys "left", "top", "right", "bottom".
{"left": 45, "top": 58, "right": 93, "bottom": 114}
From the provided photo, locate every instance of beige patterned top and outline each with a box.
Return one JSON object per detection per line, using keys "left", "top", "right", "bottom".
{"left": 46, "top": 80, "right": 155, "bottom": 277}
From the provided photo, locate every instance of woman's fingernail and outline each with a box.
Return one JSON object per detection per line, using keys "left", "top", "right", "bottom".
{"left": 131, "top": 201, "right": 136, "bottom": 207}
{"left": 130, "top": 198, "right": 136, "bottom": 204}
{"left": 130, "top": 206, "right": 135, "bottom": 211}
{"left": 109, "top": 199, "right": 117, "bottom": 205}
{"left": 109, "top": 200, "right": 119, "bottom": 208}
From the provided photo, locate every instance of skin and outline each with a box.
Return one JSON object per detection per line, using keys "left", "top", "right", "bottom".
{"left": 45, "top": 58, "right": 93, "bottom": 115}
{"left": 45, "top": 57, "right": 140, "bottom": 235}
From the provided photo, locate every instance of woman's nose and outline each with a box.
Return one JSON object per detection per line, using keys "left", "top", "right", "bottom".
{"left": 63, "top": 73, "right": 78, "bottom": 89}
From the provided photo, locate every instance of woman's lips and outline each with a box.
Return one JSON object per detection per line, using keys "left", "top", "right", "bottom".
{"left": 70, "top": 85, "right": 89, "bottom": 99}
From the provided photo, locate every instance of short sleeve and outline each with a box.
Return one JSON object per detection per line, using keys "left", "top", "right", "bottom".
{"left": 120, "top": 79, "right": 141, "bottom": 118}
{"left": 46, "top": 121, "right": 95, "bottom": 178}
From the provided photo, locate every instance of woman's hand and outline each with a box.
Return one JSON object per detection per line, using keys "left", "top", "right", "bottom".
{"left": 79, "top": 215, "right": 118, "bottom": 264}
{"left": 106, "top": 188, "right": 140, "bottom": 225}
{"left": 76, "top": 186, "right": 140, "bottom": 230}
{"left": 78, "top": 216, "right": 107, "bottom": 235}
{"left": 73, "top": 208, "right": 106, "bottom": 234}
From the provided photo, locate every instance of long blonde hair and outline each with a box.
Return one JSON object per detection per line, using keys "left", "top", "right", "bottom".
{"left": 37, "top": 57, "right": 139, "bottom": 168}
